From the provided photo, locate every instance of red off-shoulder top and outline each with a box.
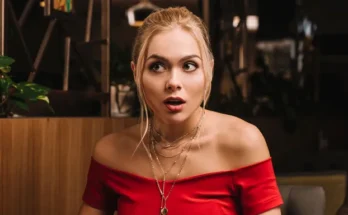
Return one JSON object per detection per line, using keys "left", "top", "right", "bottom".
{"left": 82, "top": 157, "right": 283, "bottom": 215}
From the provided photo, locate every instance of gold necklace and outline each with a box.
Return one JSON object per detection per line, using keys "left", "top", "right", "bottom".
{"left": 150, "top": 125, "right": 190, "bottom": 158}
{"left": 146, "top": 112, "right": 204, "bottom": 215}
{"left": 151, "top": 135, "right": 188, "bottom": 175}
{"left": 150, "top": 109, "right": 205, "bottom": 148}
{"left": 147, "top": 134, "right": 195, "bottom": 215}
{"left": 152, "top": 126, "right": 192, "bottom": 147}
{"left": 151, "top": 136, "right": 190, "bottom": 158}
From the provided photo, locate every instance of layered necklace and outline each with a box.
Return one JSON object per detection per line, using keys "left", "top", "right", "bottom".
{"left": 147, "top": 111, "right": 205, "bottom": 215}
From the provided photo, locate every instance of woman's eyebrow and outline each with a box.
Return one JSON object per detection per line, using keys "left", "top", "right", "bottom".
{"left": 146, "top": 54, "right": 201, "bottom": 63}
{"left": 180, "top": 55, "right": 201, "bottom": 62}
{"left": 146, "top": 54, "right": 169, "bottom": 63}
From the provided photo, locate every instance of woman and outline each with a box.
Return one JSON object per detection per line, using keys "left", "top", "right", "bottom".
{"left": 79, "top": 6, "right": 283, "bottom": 215}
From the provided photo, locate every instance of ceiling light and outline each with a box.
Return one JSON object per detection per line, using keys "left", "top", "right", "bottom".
{"left": 126, "top": 0, "right": 160, "bottom": 27}
{"left": 233, "top": 15, "right": 259, "bottom": 32}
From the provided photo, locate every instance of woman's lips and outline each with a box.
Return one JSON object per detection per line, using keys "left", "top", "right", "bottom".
{"left": 163, "top": 97, "right": 186, "bottom": 112}
{"left": 165, "top": 103, "right": 184, "bottom": 112}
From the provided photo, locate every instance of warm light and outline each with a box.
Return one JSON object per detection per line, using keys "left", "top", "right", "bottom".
{"left": 246, "top": 15, "right": 259, "bottom": 32}
{"left": 233, "top": 16, "right": 240, "bottom": 28}
{"left": 298, "top": 17, "right": 317, "bottom": 38}
{"left": 233, "top": 15, "right": 259, "bottom": 32}
{"left": 126, "top": 1, "right": 160, "bottom": 27}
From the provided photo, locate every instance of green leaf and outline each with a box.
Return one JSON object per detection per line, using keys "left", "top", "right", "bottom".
{"left": 17, "top": 82, "right": 50, "bottom": 92}
{"left": 0, "top": 56, "right": 15, "bottom": 67}
{"left": 10, "top": 99, "right": 29, "bottom": 112}
{"left": 36, "top": 95, "right": 50, "bottom": 104}
{"left": 0, "top": 66, "right": 11, "bottom": 73}
{"left": 12, "top": 82, "right": 50, "bottom": 101}
{"left": 48, "top": 105, "right": 55, "bottom": 114}
{"left": 0, "top": 74, "right": 13, "bottom": 95}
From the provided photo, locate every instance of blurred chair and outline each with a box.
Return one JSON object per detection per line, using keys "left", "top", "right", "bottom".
{"left": 279, "top": 185, "right": 325, "bottom": 215}
{"left": 277, "top": 171, "right": 348, "bottom": 215}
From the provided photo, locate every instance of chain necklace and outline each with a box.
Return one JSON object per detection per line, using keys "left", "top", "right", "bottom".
{"left": 151, "top": 131, "right": 196, "bottom": 158}
{"left": 151, "top": 134, "right": 188, "bottom": 175}
{"left": 152, "top": 127, "right": 192, "bottom": 148}
{"left": 150, "top": 109, "right": 205, "bottom": 148}
{"left": 146, "top": 111, "right": 205, "bottom": 215}
{"left": 147, "top": 132, "right": 196, "bottom": 215}
{"left": 150, "top": 124, "right": 191, "bottom": 158}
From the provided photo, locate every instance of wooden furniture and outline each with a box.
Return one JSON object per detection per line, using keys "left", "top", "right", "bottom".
{"left": 0, "top": 117, "right": 137, "bottom": 215}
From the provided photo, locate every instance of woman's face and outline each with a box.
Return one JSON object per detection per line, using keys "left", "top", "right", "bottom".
{"left": 140, "top": 27, "right": 206, "bottom": 124}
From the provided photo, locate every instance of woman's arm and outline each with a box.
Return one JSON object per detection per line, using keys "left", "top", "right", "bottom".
{"left": 221, "top": 118, "right": 283, "bottom": 215}
{"left": 79, "top": 133, "right": 122, "bottom": 215}
{"left": 259, "top": 207, "right": 281, "bottom": 215}
{"left": 78, "top": 203, "right": 119, "bottom": 215}
{"left": 78, "top": 203, "right": 105, "bottom": 215}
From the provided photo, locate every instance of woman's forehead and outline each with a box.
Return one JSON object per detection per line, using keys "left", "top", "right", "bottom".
{"left": 146, "top": 28, "right": 201, "bottom": 60}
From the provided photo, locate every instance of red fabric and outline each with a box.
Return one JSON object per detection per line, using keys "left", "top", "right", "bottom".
{"left": 82, "top": 157, "right": 283, "bottom": 215}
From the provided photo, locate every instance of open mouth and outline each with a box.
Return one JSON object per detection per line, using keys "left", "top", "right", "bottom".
{"left": 163, "top": 97, "right": 186, "bottom": 112}
{"left": 164, "top": 100, "right": 185, "bottom": 105}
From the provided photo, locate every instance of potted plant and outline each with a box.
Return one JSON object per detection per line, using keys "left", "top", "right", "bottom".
{"left": 0, "top": 55, "right": 52, "bottom": 117}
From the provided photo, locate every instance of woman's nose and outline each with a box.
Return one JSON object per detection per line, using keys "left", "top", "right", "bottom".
{"left": 165, "top": 71, "right": 182, "bottom": 92}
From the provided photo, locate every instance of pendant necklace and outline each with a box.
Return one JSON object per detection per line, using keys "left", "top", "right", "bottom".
{"left": 148, "top": 135, "right": 194, "bottom": 215}
{"left": 146, "top": 111, "right": 205, "bottom": 215}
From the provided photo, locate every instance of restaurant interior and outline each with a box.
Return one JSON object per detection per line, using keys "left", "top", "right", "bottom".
{"left": 1, "top": 0, "right": 347, "bottom": 214}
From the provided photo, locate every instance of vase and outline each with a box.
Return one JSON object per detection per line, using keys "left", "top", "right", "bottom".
{"left": 110, "top": 84, "right": 136, "bottom": 117}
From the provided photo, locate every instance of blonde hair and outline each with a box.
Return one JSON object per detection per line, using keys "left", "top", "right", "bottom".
{"left": 131, "top": 6, "right": 214, "bottom": 147}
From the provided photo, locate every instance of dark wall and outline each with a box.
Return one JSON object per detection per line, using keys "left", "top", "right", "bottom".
{"left": 248, "top": 117, "right": 348, "bottom": 173}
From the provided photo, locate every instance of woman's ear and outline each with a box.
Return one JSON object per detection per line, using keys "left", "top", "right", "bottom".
{"left": 131, "top": 61, "right": 136, "bottom": 79}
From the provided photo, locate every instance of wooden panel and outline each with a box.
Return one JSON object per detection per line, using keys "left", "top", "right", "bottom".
{"left": 0, "top": 117, "right": 138, "bottom": 215}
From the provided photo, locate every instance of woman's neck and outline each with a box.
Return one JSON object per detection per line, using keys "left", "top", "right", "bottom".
{"left": 151, "top": 107, "right": 204, "bottom": 143}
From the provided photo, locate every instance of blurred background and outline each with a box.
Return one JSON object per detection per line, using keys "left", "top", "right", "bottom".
{"left": 2, "top": 0, "right": 348, "bottom": 173}
{"left": 1, "top": 1, "right": 348, "bottom": 214}
{"left": 4, "top": 0, "right": 347, "bottom": 119}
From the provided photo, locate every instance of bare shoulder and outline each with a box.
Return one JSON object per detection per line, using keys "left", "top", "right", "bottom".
{"left": 208, "top": 111, "right": 270, "bottom": 169}
{"left": 92, "top": 123, "right": 141, "bottom": 168}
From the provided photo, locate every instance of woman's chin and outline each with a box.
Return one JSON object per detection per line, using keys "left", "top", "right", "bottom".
{"left": 155, "top": 108, "right": 202, "bottom": 125}
{"left": 154, "top": 111, "right": 188, "bottom": 124}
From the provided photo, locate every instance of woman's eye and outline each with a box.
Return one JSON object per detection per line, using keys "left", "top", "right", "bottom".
{"left": 183, "top": 62, "right": 198, "bottom": 72}
{"left": 149, "top": 62, "right": 165, "bottom": 72}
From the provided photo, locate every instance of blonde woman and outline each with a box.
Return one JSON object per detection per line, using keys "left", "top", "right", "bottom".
{"left": 79, "top": 7, "right": 283, "bottom": 215}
